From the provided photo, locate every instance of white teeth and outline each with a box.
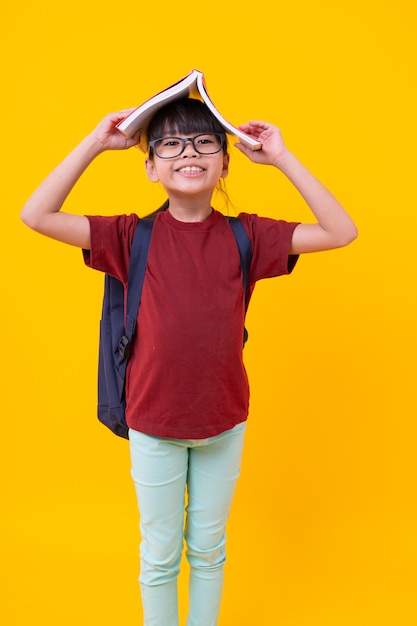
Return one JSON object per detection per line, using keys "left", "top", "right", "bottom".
{"left": 178, "top": 166, "right": 203, "bottom": 173}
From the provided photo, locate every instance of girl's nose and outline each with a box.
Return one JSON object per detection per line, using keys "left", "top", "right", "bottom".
{"left": 182, "top": 138, "right": 198, "bottom": 156}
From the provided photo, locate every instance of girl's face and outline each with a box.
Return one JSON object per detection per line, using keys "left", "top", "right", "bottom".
{"left": 144, "top": 132, "right": 229, "bottom": 201}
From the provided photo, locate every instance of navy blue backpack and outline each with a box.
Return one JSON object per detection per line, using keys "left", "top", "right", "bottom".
{"left": 97, "top": 206, "right": 253, "bottom": 439}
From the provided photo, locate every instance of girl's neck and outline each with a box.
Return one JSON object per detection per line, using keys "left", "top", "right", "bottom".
{"left": 167, "top": 198, "right": 213, "bottom": 223}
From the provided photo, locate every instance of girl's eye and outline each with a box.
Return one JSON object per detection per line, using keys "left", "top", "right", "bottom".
{"left": 162, "top": 138, "right": 180, "bottom": 148}
{"left": 197, "top": 135, "right": 221, "bottom": 148}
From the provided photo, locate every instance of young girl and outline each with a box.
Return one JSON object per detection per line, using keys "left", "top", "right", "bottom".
{"left": 21, "top": 96, "right": 357, "bottom": 626}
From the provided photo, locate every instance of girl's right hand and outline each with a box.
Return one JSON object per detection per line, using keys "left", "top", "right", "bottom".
{"left": 91, "top": 110, "right": 141, "bottom": 152}
{"left": 21, "top": 109, "right": 140, "bottom": 249}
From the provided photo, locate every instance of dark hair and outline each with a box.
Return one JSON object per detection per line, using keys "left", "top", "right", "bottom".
{"left": 146, "top": 98, "right": 229, "bottom": 158}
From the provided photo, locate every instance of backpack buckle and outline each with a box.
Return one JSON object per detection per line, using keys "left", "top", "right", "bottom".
{"left": 118, "top": 335, "right": 130, "bottom": 358}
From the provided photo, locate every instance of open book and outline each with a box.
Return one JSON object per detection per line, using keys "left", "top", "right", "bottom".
{"left": 116, "top": 69, "right": 262, "bottom": 152}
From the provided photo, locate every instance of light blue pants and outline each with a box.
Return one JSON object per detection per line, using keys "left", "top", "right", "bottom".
{"left": 129, "top": 422, "right": 246, "bottom": 626}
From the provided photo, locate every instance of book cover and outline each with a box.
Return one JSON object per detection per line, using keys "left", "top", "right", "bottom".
{"left": 116, "top": 70, "right": 262, "bottom": 152}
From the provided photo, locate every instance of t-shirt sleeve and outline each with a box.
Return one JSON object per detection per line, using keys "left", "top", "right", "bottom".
{"left": 238, "top": 212, "right": 300, "bottom": 283}
{"left": 82, "top": 214, "right": 139, "bottom": 283}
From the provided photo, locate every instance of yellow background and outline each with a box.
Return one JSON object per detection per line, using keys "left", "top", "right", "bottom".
{"left": 1, "top": 1, "right": 416, "bottom": 624}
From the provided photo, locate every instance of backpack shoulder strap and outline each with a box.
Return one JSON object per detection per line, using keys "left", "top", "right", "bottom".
{"left": 118, "top": 218, "right": 154, "bottom": 358}
{"left": 228, "top": 216, "right": 253, "bottom": 346}
{"left": 228, "top": 216, "right": 253, "bottom": 305}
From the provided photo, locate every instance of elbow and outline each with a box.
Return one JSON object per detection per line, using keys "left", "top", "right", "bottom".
{"left": 343, "top": 223, "right": 359, "bottom": 247}
{"left": 20, "top": 211, "right": 30, "bottom": 229}
{"left": 334, "top": 222, "right": 358, "bottom": 249}
{"left": 20, "top": 204, "right": 41, "bottom": 232}
{"left": 21, "top": 205, "right": 32, "bottom": 228}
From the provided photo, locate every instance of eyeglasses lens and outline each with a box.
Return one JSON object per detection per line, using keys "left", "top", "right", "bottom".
{"left": 154, "top": 134, "right": 224, "bottom": 158}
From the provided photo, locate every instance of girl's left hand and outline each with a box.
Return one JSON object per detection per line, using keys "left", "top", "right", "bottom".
{"left": 234, "top": 121, "right": 289, "bottom": 168}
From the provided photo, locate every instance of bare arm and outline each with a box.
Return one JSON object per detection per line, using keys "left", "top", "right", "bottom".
{"left": 20, "top": 110, "right": 141, "bottom": 249}
{"left": 235, "top": 121, "right": 358, "bottom": 254}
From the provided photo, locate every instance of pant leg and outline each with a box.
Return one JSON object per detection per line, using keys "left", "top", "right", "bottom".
{"left": 129, "top": 429, "right": 188, "bottom": 626}
{"left": 185, "top": 422, "right": 246, "bottom": 626}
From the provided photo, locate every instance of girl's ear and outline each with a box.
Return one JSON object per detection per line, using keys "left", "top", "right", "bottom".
{"left": 145, "top": 158, "right": 159, "bottom": 182}
{"left": 220, "top": 153, "right": 230, "bottom": 179}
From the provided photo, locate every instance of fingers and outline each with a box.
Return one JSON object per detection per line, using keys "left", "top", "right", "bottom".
{"left": 234, "top": 141, "right": 248, "bottom": 155}
{"left": 239, "top": 120, "right": 271, "bottom": 132}
{"left": 126, "top": 132, "right": 141, "bottom": 148}
{"left": 234, "top": 141, "right": 264, "bottom": 163}
{"left": 238, "top": 121, "right": 280, "bottom": 145}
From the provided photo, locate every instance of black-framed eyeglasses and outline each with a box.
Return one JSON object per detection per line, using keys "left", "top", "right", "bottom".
{"left": 148, "top": 133, "right": 226, "bottom": 159}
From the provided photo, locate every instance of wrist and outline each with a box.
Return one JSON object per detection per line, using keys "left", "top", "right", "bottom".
{"left": 80, "top": 133, "right": 107, "bottom": 158}
{"left": 272, "top": 148, "right": 296, "bottom": 172}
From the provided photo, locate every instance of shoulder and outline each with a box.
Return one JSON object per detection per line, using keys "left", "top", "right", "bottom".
{"left": 87, "top": 213, "right": 140, "bottom": 247}
{"left": 86, "top": 212, "right": 139, "bottom": 229}
{"left": 237, "top": 212, "right": 300, "bottom": 242}
{"left": 83, "top": 213, "right": 142, "bottom": 280}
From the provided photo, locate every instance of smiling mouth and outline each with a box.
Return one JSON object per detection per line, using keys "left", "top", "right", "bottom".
{"left": 177, "top": 166, "right": 205, "bottom": 174}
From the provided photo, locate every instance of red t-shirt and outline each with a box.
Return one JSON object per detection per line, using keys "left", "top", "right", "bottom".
{"left": 84, "top": 209, "right": 299, "bottom": 439}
